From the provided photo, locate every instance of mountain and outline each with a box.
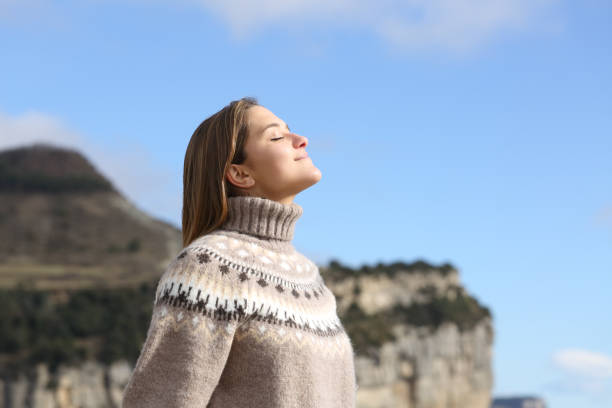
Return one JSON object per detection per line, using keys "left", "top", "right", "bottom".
{"left": 0, "top": 143, "right": 182, "bottom": 290}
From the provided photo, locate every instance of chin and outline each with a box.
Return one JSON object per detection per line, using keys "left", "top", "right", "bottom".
{"left": 305, "top": 172, "right": 322, "bottom": 189}
{"left": 309, "top": 162, "right": 322, "bottom": 178}
{"left": 306, "top": 166, "right": 322, "bottom": 183}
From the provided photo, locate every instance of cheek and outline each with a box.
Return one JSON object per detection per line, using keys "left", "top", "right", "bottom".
{"left": 253, "top": 145, "right": 293, "bottom": 174}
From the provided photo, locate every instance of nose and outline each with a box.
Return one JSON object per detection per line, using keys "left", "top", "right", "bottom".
{"left": 293, "top": 133, "right": 308, "bottom": 149}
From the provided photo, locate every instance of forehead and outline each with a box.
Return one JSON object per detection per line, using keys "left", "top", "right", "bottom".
{"left": 248, "top": 106, "right": 285, "bottom": 135}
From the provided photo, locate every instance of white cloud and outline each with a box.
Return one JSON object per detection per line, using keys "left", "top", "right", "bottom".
{"left": 547, "top": 348, "right": 612, "bottom": 401}
{"left": 553, "top": 348, "right": 612, "bottom": 379}
{"left": 185, "top": 0, "right": 562, "bottom": 54}
{"left": 0, "top": 0, "right": 562, "bottom": 55}
{"left": 0, "top": 110, "right": 181, "bottom": 227}
{"left": 0, "top": 110, "right": 82, "bottom": 148}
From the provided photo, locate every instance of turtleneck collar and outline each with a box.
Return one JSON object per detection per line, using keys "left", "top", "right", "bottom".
{"left": 219, "top": 196, "right": 303, "bottom": 242}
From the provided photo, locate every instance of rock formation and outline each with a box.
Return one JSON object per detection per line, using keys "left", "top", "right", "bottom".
{"left": 323, "top": 260, "right": 494, "bottom": 408}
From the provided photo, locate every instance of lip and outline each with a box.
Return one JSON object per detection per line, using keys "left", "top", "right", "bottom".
{"left": 295, "top": 154, "right": 309, "bottom": 161}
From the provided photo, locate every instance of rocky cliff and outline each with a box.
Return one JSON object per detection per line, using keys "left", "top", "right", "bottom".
{"left": 1, "top": 362, "right": 131, "bottom": 408}
{"left": 323, "top": 260, "right": 494, "bottom": 408}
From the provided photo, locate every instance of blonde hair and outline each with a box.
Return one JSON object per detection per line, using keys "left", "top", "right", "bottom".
{"left": 182, "top": 97, "right": 259, "bottom": 248}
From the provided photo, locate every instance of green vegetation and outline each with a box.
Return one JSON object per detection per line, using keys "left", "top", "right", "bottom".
{"left": 322, "top": 258, "right": 457, "bottom": 283}
{"left": 126, "top": 238, "right": 141, "bottom": 253}
{"left": 341, "top": 302, "right": 397, "bottom": 358}
{"left": 392, "top": 290, "right": 491, "bottom": 331}
{"left": 340, "top": 286, "right": 491, "bottom": 355}
{"left": 0, "top": 282, "right": 155, "bottom": 379}
{"left": 106, "top": 238, "right": 142, "bottom": 253}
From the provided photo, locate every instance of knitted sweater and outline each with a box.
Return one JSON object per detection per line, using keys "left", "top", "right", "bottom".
{"left": 121, "top": 196, "right": 357, "bottom": 408}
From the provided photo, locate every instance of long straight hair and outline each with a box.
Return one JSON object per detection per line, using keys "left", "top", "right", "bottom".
{"left": 182, "top": 97, "right": 259, "bottom": 248}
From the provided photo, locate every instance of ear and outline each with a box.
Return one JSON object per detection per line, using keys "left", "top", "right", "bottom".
{"left": 226, "top": 163, "right": 255, "bottom": 190}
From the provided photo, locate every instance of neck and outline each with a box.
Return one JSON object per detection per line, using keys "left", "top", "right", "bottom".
{"left": 219, "top": 195, "right": 303, "bottom": 242}
{"left": 275, "top": 195, "right": 296, "bottom": 205}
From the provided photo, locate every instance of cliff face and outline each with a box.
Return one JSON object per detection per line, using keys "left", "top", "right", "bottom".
{"left": 353, "top": 320, "right": 493, "bottom": 408}
{"left": 323, "top": 261, "right": 494, "bottom": 408}
{"left": 0, "top": 361, "right": 131, "bottom": 408}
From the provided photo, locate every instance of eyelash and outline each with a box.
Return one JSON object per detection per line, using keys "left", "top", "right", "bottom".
{"left": 271, "top": 136, "right": 284, "bottom": 141}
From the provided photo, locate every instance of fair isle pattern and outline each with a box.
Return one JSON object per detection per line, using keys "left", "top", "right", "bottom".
{"left": 154, "top": 242, "right": 346, "bottom": 338}
{"left": 145, "top": 303, "right": 350, "bottom": 362}
{"left": 133, "top": 303, "right": 239, "bottom": 374}
{"left": 190, "top": 244, "right": 325, "bottom": 291}
{"left": 235, "top": 318, "right": 351, "bottom": 358}
{"left": 194, "top": 232, "right": 321, "bottom": 285}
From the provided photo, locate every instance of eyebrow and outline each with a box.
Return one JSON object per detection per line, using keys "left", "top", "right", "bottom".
{"left": 261, "top": 122, "right": 290, "bottom": 135}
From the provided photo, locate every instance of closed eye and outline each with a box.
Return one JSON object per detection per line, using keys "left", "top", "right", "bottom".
{"left": 271, "top": 136, "right": 284, "bottom": 141}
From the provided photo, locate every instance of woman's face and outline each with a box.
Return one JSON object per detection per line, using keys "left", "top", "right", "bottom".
{"left": 227, "top": 105, "right": 322, "bottom": 204}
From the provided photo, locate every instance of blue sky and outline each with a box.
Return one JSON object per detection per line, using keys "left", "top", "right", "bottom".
{"left": 1, "top": 1, "right": 611, "bottom": 406}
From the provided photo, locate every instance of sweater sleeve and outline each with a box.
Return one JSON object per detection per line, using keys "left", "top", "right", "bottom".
{"left": 121, "top": 247, "right": 245, "bottom": 408}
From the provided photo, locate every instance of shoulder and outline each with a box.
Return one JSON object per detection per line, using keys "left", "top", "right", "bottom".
{"left": 154, "top": 236, "right": 247, "bottom": 322}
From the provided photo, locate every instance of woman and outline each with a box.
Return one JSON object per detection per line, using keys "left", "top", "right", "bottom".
{"left": 121, "top": 97, "right": 357, "bottom": 407}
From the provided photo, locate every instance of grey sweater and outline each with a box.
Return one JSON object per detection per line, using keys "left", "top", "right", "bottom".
{"left": 121, "top": 196, "right": 357, "bottom": 407}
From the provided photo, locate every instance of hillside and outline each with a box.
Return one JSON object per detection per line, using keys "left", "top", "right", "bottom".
{"left": 0, "top": 143, "right": 182, "bottom": 289}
